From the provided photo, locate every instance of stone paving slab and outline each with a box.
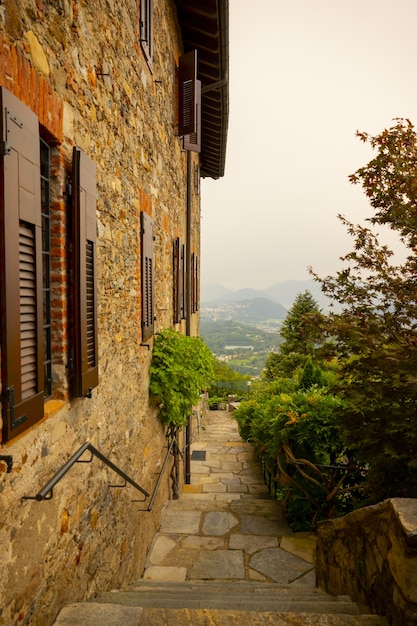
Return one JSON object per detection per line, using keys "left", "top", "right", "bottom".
{"left": 190, "top": 550, "right": 245, "bottom": 579}
{"left": 159, "top": 510, "right": 201, "bottom": 534}
{"left": 143, "top": 566, "right": 187, "bottom": 582}
{"left": 249, "top": 548, "right": 315, "bottom": 587}
{"left": 202, "top": 511, "right": 239, "bottom": 535}
{"left": 53, "top": 602, "right": 143, "bottom": 626}
{"left": 229, "top": 534, "right": 280, "bottom": 553}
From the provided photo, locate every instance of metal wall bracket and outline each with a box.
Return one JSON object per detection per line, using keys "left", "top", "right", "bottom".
{"left": 0, "top": 455, "right": 13, "bottom": 473}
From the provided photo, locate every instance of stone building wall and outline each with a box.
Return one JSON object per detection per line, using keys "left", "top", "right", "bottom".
{"left": 316, "top": 498, "right": 417, "bottom": 626}
{"left": 0, "top": 1, "right": 201, "bottom": 624}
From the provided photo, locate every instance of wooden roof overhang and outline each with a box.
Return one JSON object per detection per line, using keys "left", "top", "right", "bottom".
{"left": 174, "top": 0, "right": 229, "bottom": 179}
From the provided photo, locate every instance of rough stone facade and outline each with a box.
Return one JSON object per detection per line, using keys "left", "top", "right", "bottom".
{"left": 315, "top": 498, "right": 417, "bottom": 626}
{"left": 0, "top": 1, "right": 208, "bottom": 624}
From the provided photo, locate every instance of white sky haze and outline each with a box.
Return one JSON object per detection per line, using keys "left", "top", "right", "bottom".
{"left": 201, "top": 0, "right": 417, "bottom": 290}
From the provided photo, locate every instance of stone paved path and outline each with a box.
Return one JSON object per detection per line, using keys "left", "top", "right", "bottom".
{"left": 54, "top": 410, "right": 388, "bottom": 625}
{"left": 142, "top": 409, "right": 316, "bottom": 585}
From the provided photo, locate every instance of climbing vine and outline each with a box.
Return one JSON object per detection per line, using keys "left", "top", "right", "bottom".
{"left": 149, "top": 329, "right": 215, "bottom": 427}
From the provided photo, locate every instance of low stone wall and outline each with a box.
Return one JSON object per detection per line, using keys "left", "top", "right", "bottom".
{"left": 315, "top": 498, "right": 417, "bottom": 625}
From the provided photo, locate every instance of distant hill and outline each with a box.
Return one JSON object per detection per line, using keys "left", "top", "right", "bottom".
{"left": 201, "top": 296, "right": 287, "bottom": 324}
{"left": 263, "top": 279, "right": 332, "bottom": 310}
{"left": 235, "top": 297, "right": 287, "bottom": 322}
{"left": 201, "top": 283, "right": 233, "bottom": 302}
{"left": 201, "top": 279, "right": 335, "bottom": 311}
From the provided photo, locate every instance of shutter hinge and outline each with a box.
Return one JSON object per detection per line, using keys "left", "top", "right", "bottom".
{"left": 0, "top": 140, "right": 10, "bottom": 156}
{"left": 0, "top": 386, "right": 28, "bottom": 430}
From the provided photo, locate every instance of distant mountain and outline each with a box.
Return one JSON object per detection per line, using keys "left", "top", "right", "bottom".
{"left": 201, "top": 279, "right": 335, "bottom": 311}
{"left": 201, "top": 283, "right": 233, "bottom": 302}
{"left": 237, "top": 297, "right": 287, "bottom": 322}
{"left": 201, "top": 296, "right": 287, "bottom": 324}
{"left": 263, "top": 279, "right": 333, "bottom": 310}
{"left": 218, "top": 288, "right": 267, "bottom": 302}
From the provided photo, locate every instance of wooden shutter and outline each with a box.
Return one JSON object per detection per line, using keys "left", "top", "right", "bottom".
{"left": 140, "top": 0, "right": 153, "bottom": 71}
{"left": 181, "top": 242, "right": 186, "bottom": 319}
{"left": 192, "top": 254, "right": 199, "bottom": 313}
{"left": 191, "top": 253, "right": 195, "bottom": 314}
{"left": 178, "top": 50, "right": 199, "bottom": 137}
{"left": 141, "top": 211, "right": 154, "bottom": 341}
{"left": 0, "top": 86, "right": 44, "bottom": 441}
{"left": 72, "top": 147, "right": 98, "bottom": 397}
{"left": 173, "top": 238, "right": 181, "bottom": 324}
{"left": 183, "top": 79, "right": 201, "bottom": 153}
{"left": 196, "top": 255, "right": 199, "bottom": 312}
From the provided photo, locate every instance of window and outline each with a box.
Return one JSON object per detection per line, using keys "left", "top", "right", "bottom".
{"left": 140, "top": 211, "right": 154, "bottom": 341}
{"left": 140, "top": 0, "right": 153, "bottom": 72}
{"left": 0, "top": 86, "right": 99, "bottom": 442}
{"left": 178, "top": 50, "right": 201, "bottom": 152}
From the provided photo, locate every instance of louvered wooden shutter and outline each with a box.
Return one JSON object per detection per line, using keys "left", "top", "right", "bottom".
{"left": 0, "top": 86, "right": 44, "bottom": 441}
{"left": 178, "top": 50, "right": 199, "bottom": 137}
{"left": 196, "top": 255, "right": 199, "bottom": 312}
{"left": 72, "top": 147, "right": 98, "bottom": 397}
{"left": 173, "top": 237, "right": 181, "bottom": 324}
{"left": 183, "top": 80, "right": 201, "bottom": 153}
{"left": 191, "top": 253, "right": 196, "bottom": 314}
{"left": 192, "top": 254, "right": 199, "bottom": 313}
{"left": 141, "top": 211, "right": 154, "bottom": 341}
{"left": 140, "top": 0, "right": 153, "bottom": 71}
{"left": 181, "top": 243, "right": 186, "bottom": 319}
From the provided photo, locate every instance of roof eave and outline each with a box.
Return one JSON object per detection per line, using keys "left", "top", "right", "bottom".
{"left": 174, "top": 0, "right": 229, "bottom": 179}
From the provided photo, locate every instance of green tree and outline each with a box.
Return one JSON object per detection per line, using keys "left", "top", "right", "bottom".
{"left": 311, "top": 118, "right": 417, "bottom": 501}
{"left": 265, "top": 291, "right": 325, "bottom": 378}
{"left": 298, "top": 356, "right": 327, "bottom": 390}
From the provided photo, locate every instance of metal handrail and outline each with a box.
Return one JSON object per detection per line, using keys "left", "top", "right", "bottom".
{"left": 136, "top": 436, "right": 178, "bottom": 511}
{"left": 22, "top": 441, "right": 150, "bottom": 502}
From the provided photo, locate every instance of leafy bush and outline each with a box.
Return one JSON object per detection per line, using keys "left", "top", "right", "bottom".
{"left": 234, "top": 384, "right": 364, "bottom": 530}
{"left": 150, "top": 329, "right": 215, "bottom": 427}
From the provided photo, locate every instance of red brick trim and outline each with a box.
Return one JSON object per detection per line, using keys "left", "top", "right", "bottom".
{"left": 0, "top": 34, "right": 63, "bottom": 142}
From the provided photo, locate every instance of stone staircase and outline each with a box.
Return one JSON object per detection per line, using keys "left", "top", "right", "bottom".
{"left": 55, "top": 581, "right": 388, "bottom": 625}
{"left": 53, "top": 411, "right": 388, "bottom": 626}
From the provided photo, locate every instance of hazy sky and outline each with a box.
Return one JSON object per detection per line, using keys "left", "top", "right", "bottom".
{"left": 201, "top": 0, "right": 417, "bottom": 291}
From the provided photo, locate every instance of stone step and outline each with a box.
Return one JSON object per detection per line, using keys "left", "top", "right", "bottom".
{"left": 54, "top": 603, "right": 389, "bottom": 626}
{"left": 88, "top": 580, "right": 368, "bottom": 615}
{"left": 136, "top": 607, "right": 389, "bottom": 625}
